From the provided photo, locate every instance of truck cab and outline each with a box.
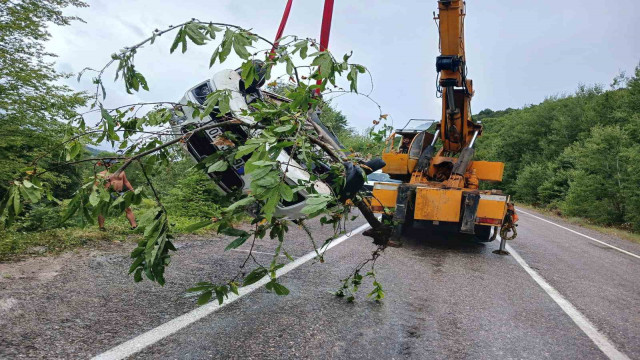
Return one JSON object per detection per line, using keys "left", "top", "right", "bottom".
{"left": 381, "top": 119, "right": 437, "bottom": 179}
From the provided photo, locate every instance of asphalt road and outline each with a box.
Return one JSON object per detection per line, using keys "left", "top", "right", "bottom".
{"left": 1, "top": 207, "right": 639, "bottom": 359}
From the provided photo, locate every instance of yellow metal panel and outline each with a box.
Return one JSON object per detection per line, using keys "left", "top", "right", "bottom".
{"left": 370, "top": 183, "right": 399, "bottom": 212}
{"left": 477, "top": 197, "right": 507, "bottom": 220}
{"left": 470, "top": 161, "right": 504, "bottom": 182}
{"left": 367, "top": 183, "right": 399, "bottom": 213}
{"left": 382, "top": 153, "right": 409, "bottom": 174}
{"left": 407, "top": 158, "right": 418, "bottom": 173}
{"left": 414, "top": 188, "right": 462, "bottom": 222}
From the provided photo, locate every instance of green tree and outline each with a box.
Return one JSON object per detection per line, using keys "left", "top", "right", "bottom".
{"left": 513, "top": 163, "right": 549, "bottom": 205}
{"left": 562, "top": 125, "right": 629, "bottom": 224}
{"left": 474, "top": 63, "right": 640, "bottom": 232}
{"left": 0, "top": 0, "right": 88, "bottom": 198}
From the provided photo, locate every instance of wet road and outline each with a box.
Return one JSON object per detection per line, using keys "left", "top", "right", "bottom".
{"left": 1, "top": 208, "right": 639, "bottom": 359}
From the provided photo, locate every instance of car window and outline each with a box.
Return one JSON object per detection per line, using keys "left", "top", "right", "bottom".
{"left": 368, "top": 172, "right": 391, "bottom": 182}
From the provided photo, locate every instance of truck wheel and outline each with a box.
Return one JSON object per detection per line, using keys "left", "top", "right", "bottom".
{"left": 474, "top": 225, "right": 494, "bottom": 242}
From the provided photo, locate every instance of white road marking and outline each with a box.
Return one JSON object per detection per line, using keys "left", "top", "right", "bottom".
{"left": 518, "top": 209, "right": 640, "bottom": 260}
{"left": 92, "top": 223, "right": 371, "bottom": 360}
{"left": 506, "top": 243, "right": 631, "bottom": 360}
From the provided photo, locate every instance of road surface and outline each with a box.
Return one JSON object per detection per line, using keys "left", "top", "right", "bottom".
{"left": 1, "top": 207, "right": 639, "bottom": 359}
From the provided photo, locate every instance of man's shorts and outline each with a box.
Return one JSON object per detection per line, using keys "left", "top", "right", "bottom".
{"left": 110, "top": 191, "right": 127, "bottom": 200}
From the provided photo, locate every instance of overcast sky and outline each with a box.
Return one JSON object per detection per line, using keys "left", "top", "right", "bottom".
{"left": 48, "top": 0, "right": 640, "bottom": 131}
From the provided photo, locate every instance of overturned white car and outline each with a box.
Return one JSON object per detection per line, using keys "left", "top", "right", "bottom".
{"left": 170, "top": 63, "right": 384, "bottom": 220}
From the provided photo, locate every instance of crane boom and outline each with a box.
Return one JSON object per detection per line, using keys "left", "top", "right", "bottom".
{"left": 435, "top": 0, "right": 481, "bottom": 153}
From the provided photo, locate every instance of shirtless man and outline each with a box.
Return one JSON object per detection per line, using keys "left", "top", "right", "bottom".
{"left": 398, "top": 136, "right": 412, "bottom": 153}
{"left": 97, "top": 160, "right": 137, "bottom": 230}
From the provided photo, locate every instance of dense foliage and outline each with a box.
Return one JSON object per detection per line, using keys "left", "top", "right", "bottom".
{"left": 476, "top": 66, "right": 640, "bottom": 231}
{"left": 0, "top": 0, "right": 88, "bottom": 199}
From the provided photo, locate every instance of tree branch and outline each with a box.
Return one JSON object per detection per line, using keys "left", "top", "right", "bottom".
{"left": 113, "top": 119, "right": 242, "bottom": 175}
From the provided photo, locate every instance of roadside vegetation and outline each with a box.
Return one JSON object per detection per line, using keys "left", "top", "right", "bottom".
{"left": 0, "top": 159, "right": 237, "bottom": 260}
{"left": 476, "top": 67, "right": 640, "bottom": 234}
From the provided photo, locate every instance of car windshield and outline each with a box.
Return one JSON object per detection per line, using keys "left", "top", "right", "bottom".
{"left": 368, "top": 172, "right": 391, "bottom": 182}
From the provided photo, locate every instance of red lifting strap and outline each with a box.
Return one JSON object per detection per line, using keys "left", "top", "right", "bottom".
{"left": 316, "top": 0, "right": 335, "bottom": 94}
{"left": 268, "top": 0, "right": 334, "bottom": 96}
{"left": 319, "top": 0, "right": 334, "bottom": 52}
{"left": 269, "top": 0, "right": 294, "bottom": 59}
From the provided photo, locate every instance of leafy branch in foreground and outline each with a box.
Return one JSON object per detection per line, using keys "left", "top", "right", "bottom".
{"left": 0, "top": 19, "right": 392, "bottom": 304}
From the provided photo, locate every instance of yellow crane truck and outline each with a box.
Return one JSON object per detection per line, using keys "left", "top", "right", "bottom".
{"left": 364, "top": 0, "right": 518, "bottom": 250}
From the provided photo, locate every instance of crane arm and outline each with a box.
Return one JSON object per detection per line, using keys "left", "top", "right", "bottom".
{"left": 434, "top": 0, "right": 481, "bottom": 154}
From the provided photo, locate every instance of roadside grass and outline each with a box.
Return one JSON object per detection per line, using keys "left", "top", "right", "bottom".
{"left": 0, "top": 208, "right": 224, "bottom": 261}
{"left": 516, "top": 203, "right": 640, "bottom": 245}
{"left": 0, "top": 219, "right": 136, "bottom": 261}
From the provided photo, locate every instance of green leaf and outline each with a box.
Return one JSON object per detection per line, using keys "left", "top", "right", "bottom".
{"left": 233, "top": 38, "right": 251, "bottom": 59}
{"left": 181, "top": 29, "right": 188, "bottom": 53}
{"left": 251, "top": 160, "right": 276, "bottom": 166}
{"left": 243, "top": 267, "right": 268, "bottom": 286}
{"left": 136, "top": 72, "right": 149, "bottom": 91}
{"left": 130, "top": 247, "right": 144, "bottom": 258}
{"left": 170, "top": 28, "right": 183, "bottom": 53}
{"left": 187, "top": 284, "right": 213, "bottom": 292}
{"left": 19, "top": 186, "right": 39, "bottom": 203}
{"left": 263, "top": 189, "right": 281, "bottom": 222}
{"left": 247, "top": 164, "right": 272, "bottom": 180}
{"left": 89, "top": 189, "right": 100, "bottom": 206}
{"left": 128, "top": 256, "right": 144, "bottom": 274}
{"left": 254, "top": 174, "right": 279, "bottom": 188}
{"left": 311, "top": 52, "right": 333, "bottom": 78}
{"left": 208, "top": 24, "right": 222, "bottom": 38}
{"left": 347, "top": 66, "right": 359, "bottom": 93}
{"left": 224, "top": 233, "right": 250, "bottom": 250}
{"left": 240, "top": 61, "right": 256, "bottom": 89}
{"left": 279, "top": 183, "right": 294, "bottom": 202}
{"left": 13, "top": 189, "right": 21, "bottom": 216}
{"left": 215, "top": 286, "right": 226, "bottom": 304}
{"left": 229, "top": 282, "right": 239, "bottom": 295}
{"left": 283, "top": 250, "right": 294, "bottom": 261}
{"left": 207, "top": 160, "right": 228, "bottom": 173}
{"left": 273, "top": 124, "right": 294, "bottom": 133}
{"left": 235, "top": 143, "right": 261, "bottom": 158}
{"left": 185, "top": 24, "right": 206, "bottom": 45}
{"left": 267, "top": 280, "right": 290, "bottom": 296}
{"left": 133, "top": 268, "right": 143, "bottom": 282}
{"left": 226, "top": 196, "right": 255, "bottom": 212}
{"left": 218, "top": 94, "right": 231, "bottom": 114}
{"left": 185, "top": 220, "right": 213, "bottom": 232}
{"left": 285, "top": 57, "right": 294, "bottom": 76}
{"left": 218, "top": 29, "right": 233, "bottom": 62}
{"left": 197, "top": 290, "right": 213, "bottom": 305}
{"left": 209, "top": 48, "right": 220, "bottom": 68}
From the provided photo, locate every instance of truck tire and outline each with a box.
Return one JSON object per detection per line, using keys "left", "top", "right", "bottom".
{"left": 474, "top": 225, "right": 493, "bottom": 242}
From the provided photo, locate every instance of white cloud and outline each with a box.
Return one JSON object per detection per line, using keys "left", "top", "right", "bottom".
{"left": 47, "top": 0, "right": 640, "bottom": 132}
